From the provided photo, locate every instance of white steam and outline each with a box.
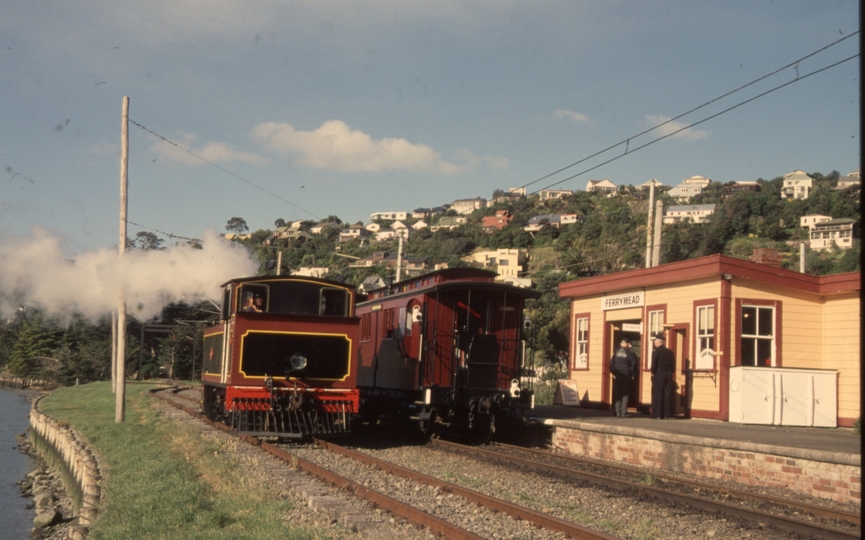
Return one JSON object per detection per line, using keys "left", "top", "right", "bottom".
{"left": 0, "top": 228, "right": 258, "bottom": 321}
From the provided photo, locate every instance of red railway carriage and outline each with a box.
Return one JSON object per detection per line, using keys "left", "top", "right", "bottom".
{"left": 200, "top": 275, "right": 359, "bottom": 438}
{"left": 355, "top": 268, "right": 539, "bottom": 440}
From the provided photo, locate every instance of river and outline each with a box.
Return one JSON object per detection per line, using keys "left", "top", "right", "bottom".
{"left": 0, "top": 389, "right": 37, "bottom": 540}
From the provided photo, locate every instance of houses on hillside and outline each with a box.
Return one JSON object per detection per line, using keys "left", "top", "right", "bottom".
{"left": 663, "top": 204, "right": 716, "bottom": 224}
{"left": 781, "top": 170, "right": 813, "bottom": 199}
{"left": 668, "top": 175, "right": 711, "bottom": 200}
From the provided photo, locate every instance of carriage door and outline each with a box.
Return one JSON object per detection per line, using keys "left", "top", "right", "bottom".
{"left": 400, "top": 300, "right": 424, "bottom": 361}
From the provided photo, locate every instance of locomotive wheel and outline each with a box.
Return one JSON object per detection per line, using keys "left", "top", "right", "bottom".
{"left": 202, "top": 386, "right": 225, "bottom": 423}
{"left": 470, "top": 412, "right": 495, "bottom": 443}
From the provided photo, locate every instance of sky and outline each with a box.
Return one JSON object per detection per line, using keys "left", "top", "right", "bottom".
{"left": 0, "top": 1, "right": 860, "bottom": 317}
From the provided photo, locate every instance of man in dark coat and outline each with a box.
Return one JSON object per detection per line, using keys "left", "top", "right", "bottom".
{"left": 609, "top": 338, "right": 637, "bottom": 417}
{"left": 650, "top": 334, "right": 675, "bottom": 419}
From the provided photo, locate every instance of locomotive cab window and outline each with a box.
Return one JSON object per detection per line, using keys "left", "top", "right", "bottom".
{"left": 239, "top": 285, "right": 269, "bottom": 313}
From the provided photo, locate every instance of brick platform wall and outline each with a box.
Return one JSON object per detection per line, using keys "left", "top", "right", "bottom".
{"left": 552, "top": 426, "right": 861, "bottom": 505}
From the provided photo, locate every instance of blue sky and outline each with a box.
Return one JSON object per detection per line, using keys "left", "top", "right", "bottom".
{"left": 1, "top": 1, "right": 859, "bottom": 256}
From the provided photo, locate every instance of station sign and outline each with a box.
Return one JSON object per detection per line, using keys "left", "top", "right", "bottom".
{"left": 601, "top": 291, "right": 644, "bottom": 311}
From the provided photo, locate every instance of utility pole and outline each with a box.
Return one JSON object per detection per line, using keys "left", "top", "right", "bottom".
{"left": 395, "top": 233, "right": 404, "bottom": 282}
{"left": 645, "top": 182, "right": 655, "bottom": 268}
{"left": 652, "top": 199, "right": 663, "bottom": 267}
{"left": 111, "top": 311, "right": 117, "bottom": 393}
{"left": 116, "top": 96, "right": 129, "bottom": 423}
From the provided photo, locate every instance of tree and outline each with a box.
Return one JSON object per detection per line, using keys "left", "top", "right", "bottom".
{"left": 134, "top": 231, "right": 165, "bottom": 250}
{"left": 226, "top": 217, "right": 249, "bottom": 234}
{"left": 274, "top": 218, "right": 286, "bottom": 228}
{"left": 7, "top": 314, "right": 62, "bottom": 379}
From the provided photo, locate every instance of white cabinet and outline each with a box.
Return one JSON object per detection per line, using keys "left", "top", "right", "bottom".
{"left": 729, "top": 367, "right": 837, "bottom": 427}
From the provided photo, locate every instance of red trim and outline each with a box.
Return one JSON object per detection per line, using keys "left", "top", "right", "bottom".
{"left": 602, "top": 312, "right": 610, "bottom": 405}
{"left": 559, "top": 254, "right": 860, "bottom": 298}
{"left": 838, "top": 417, "right": 857, "bottom": 428}
{"left": 719, "top": 278, "right": 732, "bottom": 421}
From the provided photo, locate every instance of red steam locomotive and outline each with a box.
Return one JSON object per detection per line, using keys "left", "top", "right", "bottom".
{"left": 200, "top": 275, "right": 359, "bottom": 438}
{"left": 355, "top": 268, "right": 539, "bottom": 440}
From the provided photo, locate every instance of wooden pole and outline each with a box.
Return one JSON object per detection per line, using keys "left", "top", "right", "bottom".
{"left": 111, "top": 310, "right": 117, "bottom": 394}
{"left": 116, "top": 96, "right": 129, "bottom": 423}
{"left": 652, "top": 199, "right": 663, "bottom": 267}
{"left": 645, "top": 182, "right": 655, "bottom": 268}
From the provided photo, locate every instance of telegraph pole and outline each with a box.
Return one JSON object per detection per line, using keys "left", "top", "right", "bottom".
{"left": 116, "top": 96, "right": 129, "bottom": 423}
{"left": 645, "top": 181, "right": 655, "bottom": 267}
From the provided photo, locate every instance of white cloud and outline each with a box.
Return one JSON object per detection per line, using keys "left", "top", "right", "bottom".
{"left": 251, "top": 120, "right": 465, "bottom": 174}
{"left": 149, "top": 131, "right": 269, "bottom": 166}
{"left": 645, "top": 114, "right": 710, "bottom": 141}
{"left": 87, "top": 141, "right": 119, "bottom": 155}
{"left": 483, "top": 155, "right": 510, "bottom": 170}
{"left": 554, "top": 109, "right": 591, "bottom": 125}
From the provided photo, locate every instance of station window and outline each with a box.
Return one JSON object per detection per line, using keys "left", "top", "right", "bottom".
{"left": 573, "top": 315, "right": 589, "bottom": 370}
{"left": 647, "top": 309, "right": 665, "bottom": 369}
{"left": 741, "top": 305, "right": 775, "bottom": 366}
{"left": 695, "top": 303, "right": 716, "bottom": 370}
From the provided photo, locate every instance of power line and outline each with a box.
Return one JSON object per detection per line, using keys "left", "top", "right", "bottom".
{"left": 521, "top": 30, "right": 859, "bottom": 192}
{"left": 127, "top": 118, "right": 320, "bottom": 220}
{"left": 536, "top": 53, "right": 859, "bottom": 193}
{"left": 126, "top": 220, "right": 200, "bottom": 243}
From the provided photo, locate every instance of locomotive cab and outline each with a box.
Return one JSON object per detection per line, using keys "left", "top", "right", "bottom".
{"left": 201, "top": 276, "right": 359, "bottom": 439}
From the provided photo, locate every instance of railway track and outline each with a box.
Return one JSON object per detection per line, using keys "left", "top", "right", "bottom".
{"left": 428, "top": 438, "right": 861, "bottom": 540}
{"left": 152, "top": 387, "right": 859, "bottom": 539}
{"left": 155, "top": 386, "right": 610, "bottom": 538}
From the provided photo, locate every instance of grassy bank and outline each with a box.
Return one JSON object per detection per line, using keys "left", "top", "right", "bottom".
{"left": 37, "top": 382, "right": 325, "bottom": 540}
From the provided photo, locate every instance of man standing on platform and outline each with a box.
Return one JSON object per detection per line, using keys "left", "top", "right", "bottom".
{"left": 650, "top": 334, "right": 675, "bottom": 419}
{"left": 610, "top": 338, "right": 637, "bottom": 417}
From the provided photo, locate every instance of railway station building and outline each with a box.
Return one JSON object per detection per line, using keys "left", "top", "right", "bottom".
{"left": 558, "top": 254, "right": 860, "bottom": 427}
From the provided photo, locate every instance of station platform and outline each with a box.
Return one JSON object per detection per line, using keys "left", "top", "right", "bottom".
{"left": 528, "top": 405, "right": 860, "bottom": 504}
{"left": 530, "top": 405, "right": 861, "bottom": 461}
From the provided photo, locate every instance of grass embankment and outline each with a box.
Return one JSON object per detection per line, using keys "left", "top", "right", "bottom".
{"left": 38, "top": 382, "right": 322, "bottom": 540}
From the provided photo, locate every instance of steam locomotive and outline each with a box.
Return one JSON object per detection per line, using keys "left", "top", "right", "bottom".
{"left": 355, "top": 268, "right": 539, "bottom": 441}
{"left": 200, "top": 275, "right": 359, "bottom": 438}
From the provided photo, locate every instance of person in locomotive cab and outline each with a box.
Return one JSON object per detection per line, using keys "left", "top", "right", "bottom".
{"left": 243, "top": 294, "right": 263, "bottom": 313}
{"left": 650, "top": 334, "right": 675, "bottom": 419}
{"left": 609, "top": 338, "right": 637, "bottom": 417}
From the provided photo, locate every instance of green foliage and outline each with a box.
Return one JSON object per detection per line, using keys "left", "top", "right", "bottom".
{"left": 6, "top": 312, "right": 62, "bottom": 378}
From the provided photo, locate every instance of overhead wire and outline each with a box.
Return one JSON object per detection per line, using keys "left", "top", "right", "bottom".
{"left": 520, "top": 30, "right": 859, "bottom": 192}
{"left": 127, "top": 118, "right": 320, "bottom": 221}
{"left": 536, "top": 53, "right": 859, "bottom": 192}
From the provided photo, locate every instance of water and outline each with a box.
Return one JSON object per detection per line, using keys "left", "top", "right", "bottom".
{"left": 0, "top": 389, "right": 37, "bottom": 540}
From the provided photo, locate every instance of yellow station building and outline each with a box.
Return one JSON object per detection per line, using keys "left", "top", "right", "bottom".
{"left": 558, "top": 254, "right": 860, "bottom": 427}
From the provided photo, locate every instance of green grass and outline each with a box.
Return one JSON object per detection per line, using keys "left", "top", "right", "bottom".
{"left": 37, "top": 381, "right": 325, "bottom": 540}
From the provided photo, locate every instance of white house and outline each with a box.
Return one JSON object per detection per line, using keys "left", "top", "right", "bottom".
{"left": 663, "top": 204, "right": 716, "bottom": 224}
{"left": 451, "top": 197, "right": 487, "bottom": 215}
{"left": 586, "top": 179, "right": 617, "bottom": 194}
{"left": 539, "top": 189, "right": 573, "bottom": 200}
{"left": 293, "top": 267, "right": 329, "bottom": 278}
{"left": 464, "top": 249, "right": 527, "bottom": 278}
{"left": 638, "top": 178, "right": 666, "bottom": 191}
{"left": 339, "top": 226, "right": 371, "bottom": 243}
{"left": 781, "top": 170, "right": 813, "bottom": 199}
{"left": 668, "top": 175, "right": 711, "bottom": 200}
{"left": 800, "top": 214, "right": 832, "bottom": 229}
{"left": 809, "top": 219, "right": 860, "bottom": 251}
{"left": 370, "top": 211, "right": 409, "bottom": 221}
{"left": 835, "top": 168, "right": 861, "bottom": 191}
{"left": 430, "top": 216, "right": 467, "bottom": 232}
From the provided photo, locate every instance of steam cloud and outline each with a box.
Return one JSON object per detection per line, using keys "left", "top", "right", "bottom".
{"left": 0, "top": 228, "right": 258, "bottom": 322}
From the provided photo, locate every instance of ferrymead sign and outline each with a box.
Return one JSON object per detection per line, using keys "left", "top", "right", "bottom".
{"left": 601, "top": 292, "right": 644, "bottom": 311}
